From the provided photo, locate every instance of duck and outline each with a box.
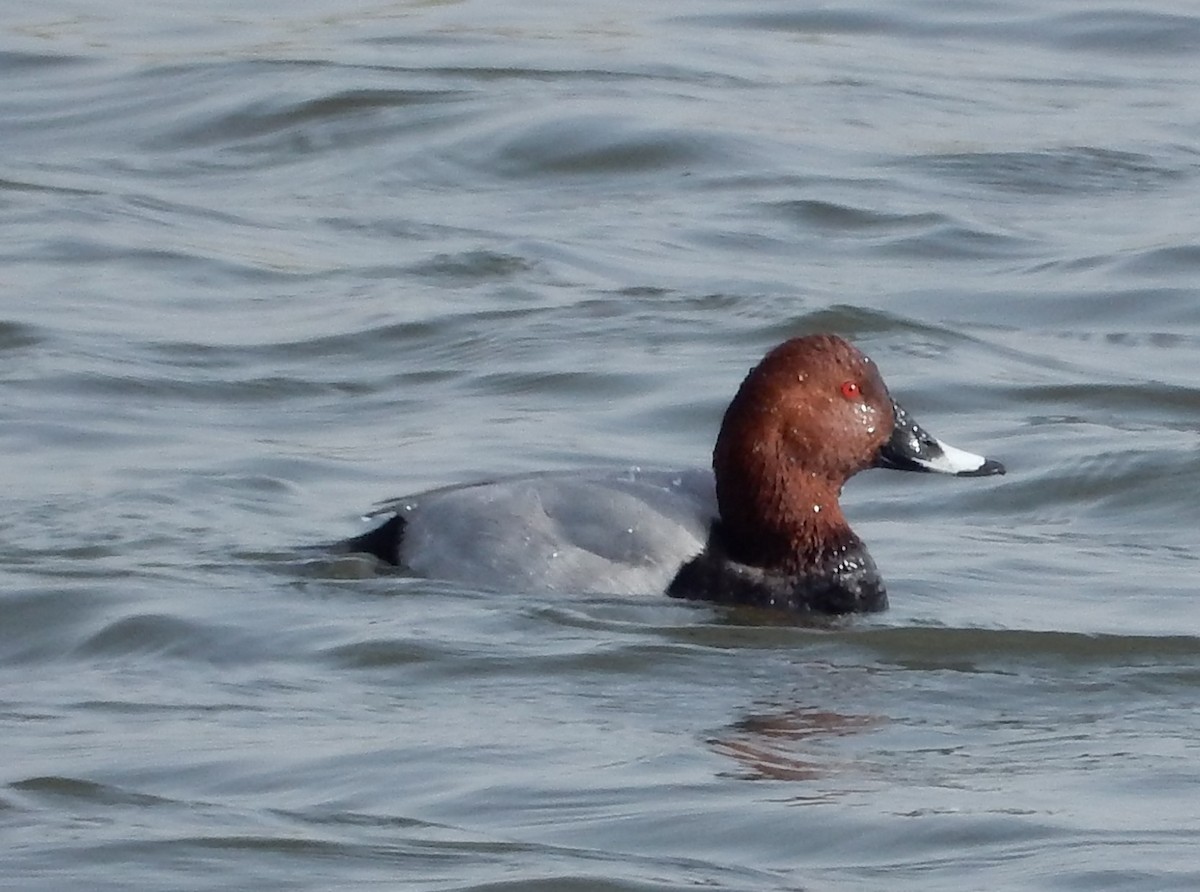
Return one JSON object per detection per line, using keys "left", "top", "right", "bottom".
{"left": 342, "top": 334, "right": 1004, "bottom": 614}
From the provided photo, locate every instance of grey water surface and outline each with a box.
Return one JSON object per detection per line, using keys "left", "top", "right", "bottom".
{"left": 4, "top": 1, "right": 1200, "bottom": 889}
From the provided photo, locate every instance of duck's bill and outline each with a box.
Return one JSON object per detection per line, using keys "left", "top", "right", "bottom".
{"left": 874, "top": 402, "right": 1006, "bottom": 477}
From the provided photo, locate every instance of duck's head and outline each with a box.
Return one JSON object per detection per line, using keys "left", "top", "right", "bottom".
{"left": 712, "top": 334, "right": 1004, "bottom": 571}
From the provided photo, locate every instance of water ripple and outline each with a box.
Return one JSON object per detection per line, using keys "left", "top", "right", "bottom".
{"left": 684, "top": 7, "right": 1200, "bottom": 56}
{"left": 907, "top": 148, "right": 1188, "bottom": 195}
{"left": 448, "top": 113, "right": 749, "bottom": 179}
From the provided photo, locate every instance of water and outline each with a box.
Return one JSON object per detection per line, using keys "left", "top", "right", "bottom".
{"left": 4, "top": 1, "right": 1200, "bottom": 889}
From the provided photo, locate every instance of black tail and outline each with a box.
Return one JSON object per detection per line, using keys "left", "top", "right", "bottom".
{"left": 342, "top": 514, "right": 406, "bottom": 566}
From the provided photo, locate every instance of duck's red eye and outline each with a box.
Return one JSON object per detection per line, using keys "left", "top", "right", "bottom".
{"left": 840, "top": 380, "right": 861, "bottom": 400}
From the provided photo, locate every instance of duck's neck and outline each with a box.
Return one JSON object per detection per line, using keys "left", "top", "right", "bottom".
{"left": 716, "top": 468, "right": 860, "bottom": 574}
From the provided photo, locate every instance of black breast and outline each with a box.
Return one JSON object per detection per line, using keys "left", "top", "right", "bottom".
{"left": 666, "top": 529, "right": 887, "bottom": 615}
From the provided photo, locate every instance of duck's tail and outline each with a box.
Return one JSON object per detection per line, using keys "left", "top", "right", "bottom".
{"left": 341, "top": 513, "right": 405, "bottom": 566}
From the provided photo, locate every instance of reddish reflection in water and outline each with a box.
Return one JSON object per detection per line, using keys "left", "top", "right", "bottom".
{"left": 711, "top": 707, "right": 884, "bottom": 781}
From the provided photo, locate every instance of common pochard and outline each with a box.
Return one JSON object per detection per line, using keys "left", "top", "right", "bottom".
{"left": 343, "top": 334, "right": 1004, "bottom": 614}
